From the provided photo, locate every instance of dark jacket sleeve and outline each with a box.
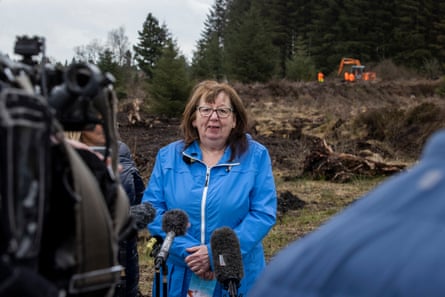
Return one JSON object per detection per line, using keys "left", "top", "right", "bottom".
{"left": 118, "top": 141, "right": 145, "bottom": 205}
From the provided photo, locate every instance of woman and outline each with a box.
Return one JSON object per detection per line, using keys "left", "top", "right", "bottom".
{"left": 79, "top": 124, "right": 146, "bottom": 297}
{"left": 143, "top": 80, "right": 277, "bottom": 297}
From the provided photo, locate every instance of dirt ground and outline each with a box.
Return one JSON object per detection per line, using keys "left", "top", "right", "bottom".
{"left": 118, "top": 79, "right": 445, "bottom": 182}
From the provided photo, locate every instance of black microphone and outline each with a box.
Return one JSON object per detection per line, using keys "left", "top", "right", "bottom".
{"left": 154, "top": 209, "right": 189, "bottom": 269}
{"left": 130, "top": 202, "right": 156, "bottom": 229}
{"left": 210, "top": 227, "right": 244, "bottom": 297}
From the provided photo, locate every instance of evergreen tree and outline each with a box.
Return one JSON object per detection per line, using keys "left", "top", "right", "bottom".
{"left": 430, "top": 1, "right": 445, "bottom": 70}
{"left": 191, "top": 0, "right": 228, "bottom": 80}
{"left": 133, "top": 13, "right": 169, "bottom": 79}
{"left": 340, "top": 0, "right": 370, "bottom": 57}
{"left": 150, "top": 40, "right": 191, "bottom": 116}
{"left": 306, "top": 0, "right": 342, "bottom": 73}
{"left": 97, "top": 49, "right": 118, "bottom": 75}
{"left": 224, "top": 2, "right": 278, "bottom": 82}
{"left": 393, "top": 0, "right": 432, "bottom": 68}
{"left": 366, "top": 0, "right": 396, "bottom": 61}
{"left": 191, "top": 39, "right": 212, "bottom": 79}
{"left": 97, "top": 49, "right": 129, "bottom": 99}
{"left": 263, "top": 0, "right": 300, "bottom": 78}
{"left": 286, "top": 36, "right": 317, "bottom": 81}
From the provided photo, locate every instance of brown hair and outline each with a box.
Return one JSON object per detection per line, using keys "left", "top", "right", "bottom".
{"left": 180, "top": 80, "right": 249, "bottom": 160}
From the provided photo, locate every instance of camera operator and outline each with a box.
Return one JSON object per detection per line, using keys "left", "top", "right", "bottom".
{"left": 66, "top": 123, "right": 148, "bottom": 297}
{"left": 0, "top": 36, "right": 134, "bottom": 297}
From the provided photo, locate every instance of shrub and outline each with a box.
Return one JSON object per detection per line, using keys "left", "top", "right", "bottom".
{"left": 373, "top": 59, "right": 418, "bottom": 80}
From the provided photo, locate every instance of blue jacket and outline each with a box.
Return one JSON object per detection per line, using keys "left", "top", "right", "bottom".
{"left": 143, "top": 134, "right": 277, "bottom": 297}
{"left": 249, "top": 129, "right": 445, "bottom": 297}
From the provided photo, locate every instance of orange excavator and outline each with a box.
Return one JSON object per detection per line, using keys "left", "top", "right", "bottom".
{"left": 337, "top": 57, "right": 376, "bottom": 81}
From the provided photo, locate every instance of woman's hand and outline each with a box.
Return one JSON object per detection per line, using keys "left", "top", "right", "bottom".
{"left": 185, "top": 245, "right": 214, "bottom": 280}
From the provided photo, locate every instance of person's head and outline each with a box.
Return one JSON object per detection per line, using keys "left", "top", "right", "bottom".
{"left": 79, "top": 124, "right": 106, "bottom": 146}
{"left": 180, "top": 80, "right": 249, "bottom": 160}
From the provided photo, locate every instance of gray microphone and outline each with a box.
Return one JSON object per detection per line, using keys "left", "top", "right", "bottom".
{"left": 130, "top": 202, "right": 156, "bottom": 229}
{"left": 154, "top": 209, "right": 189, "bottom": 269}
{"left": 210, "top": 227, "right": 244, "bottom": 297}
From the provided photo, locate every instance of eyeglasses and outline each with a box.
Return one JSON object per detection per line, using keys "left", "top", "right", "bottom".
{"left": 196, "top": 106, "right": 233, "bottom": 118}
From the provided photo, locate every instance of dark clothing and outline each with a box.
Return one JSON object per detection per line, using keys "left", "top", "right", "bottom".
{"left": 0, "top": 262, "right": 60, "bottom": 297}
{"left": 115, "top": 237, "right": 140, "bottom": 297}
{"left": 118, "top": 141, "right": 145, "bottom": 206}
{"left": 1, "top": 143, "right": 131, "bottom": 297}
{"left": 115, "top": 141, "right": 145, "bottom": 297}
{"left": 249, "top": 129, "right": 445, "bottom": 297}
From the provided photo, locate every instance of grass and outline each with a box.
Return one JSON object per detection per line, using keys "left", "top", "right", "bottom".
{"left": 262, "top": 175, "right": 385, "bottom": 258}
{"left": 136, "top": 175, "right": 386, "bottom": 296}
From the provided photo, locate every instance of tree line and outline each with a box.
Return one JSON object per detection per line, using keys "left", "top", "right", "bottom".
{"left": 192, "top": 0, "right": 445, "bottom": 82}
{"left": 71, "top": 0, "right": 445, "bottom": 115}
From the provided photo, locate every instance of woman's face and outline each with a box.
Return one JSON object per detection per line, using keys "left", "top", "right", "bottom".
{"left": 192, "top": 91, "right": 236, "bottom": 147}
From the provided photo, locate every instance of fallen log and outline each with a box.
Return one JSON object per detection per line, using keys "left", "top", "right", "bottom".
{"left": 302, "top": 138, "right": 406, "bottom": 182}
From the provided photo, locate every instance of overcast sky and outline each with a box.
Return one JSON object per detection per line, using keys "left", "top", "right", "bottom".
{"left": 0, "top": 0, "right": 214, "bottom": 63}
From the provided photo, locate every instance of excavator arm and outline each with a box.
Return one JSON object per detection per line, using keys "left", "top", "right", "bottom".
{"left": 337, "top": 57, "right": 361, "bottom": 76}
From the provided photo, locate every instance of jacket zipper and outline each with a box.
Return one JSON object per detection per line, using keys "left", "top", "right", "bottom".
{"left": 182, "top": 152, "right": 240, "bottom": 244}
{"left": 201, "top": 167, "right": 211, "bottom": 244}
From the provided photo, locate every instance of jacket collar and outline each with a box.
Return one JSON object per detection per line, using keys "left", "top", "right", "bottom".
{"left": 182, "top": 140, "right": 239, "bottom": 166}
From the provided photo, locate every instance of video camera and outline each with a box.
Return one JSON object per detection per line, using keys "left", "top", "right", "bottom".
{"left": 1, "top": 35, "right": 116, "bottom": 131}
{"left": 0, "top": 36, "right": 129, "bottom": 297}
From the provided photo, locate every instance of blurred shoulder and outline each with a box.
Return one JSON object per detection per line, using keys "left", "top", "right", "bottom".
{"left": 118, "top": 140, "right": 131, "bottom": 155}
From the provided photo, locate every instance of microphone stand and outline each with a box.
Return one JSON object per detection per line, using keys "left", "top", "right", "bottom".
{"left": 228, "top": 282, "right": 237, "bottom": 297}
{"left": 226, "top": 279, "right": 241, "bottom": 297}
{"left": 154, "top": 257, "right": 168, "bottom": 297}
{"left": 162, "top": 261, "right": 168, "bottom": 297}
{"left": 154, "top": 265, "right": 160, "bottom": 297}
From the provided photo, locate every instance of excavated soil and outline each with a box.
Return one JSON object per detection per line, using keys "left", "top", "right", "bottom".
{"left": 118, "top": 79, "right": 445, "bottom": 182}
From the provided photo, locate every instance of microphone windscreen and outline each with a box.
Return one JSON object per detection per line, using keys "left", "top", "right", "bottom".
{"left": 130, "top": 202, "right": 157, "bottom": 229}
{"left": 162, "top": 209, "right": 189, "bottom": 235}
{"left": 210, "top": 227, "right": 244, "bottom": 286}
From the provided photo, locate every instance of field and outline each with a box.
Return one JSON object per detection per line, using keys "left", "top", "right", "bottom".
{"left": 117, "top": 78, "right": 445, "bottom": 296}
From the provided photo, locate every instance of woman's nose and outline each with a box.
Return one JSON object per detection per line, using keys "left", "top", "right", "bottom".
{"left": 209, "top": 110, "right": 219, "bottom": 119}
